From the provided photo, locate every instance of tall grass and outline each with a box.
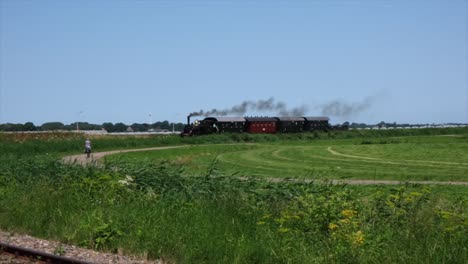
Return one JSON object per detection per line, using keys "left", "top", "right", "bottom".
{"left": 0, "top": 154, "right": 466, "bottom": 263}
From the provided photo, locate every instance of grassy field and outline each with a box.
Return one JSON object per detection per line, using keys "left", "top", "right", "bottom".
{"left": 1, "top": 130, "right": 467, "bottom": 263}
{"left": 106, "top": 134, "right": 468, "bottom": 181}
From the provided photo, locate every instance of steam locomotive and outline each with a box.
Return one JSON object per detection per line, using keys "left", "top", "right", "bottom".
{"left": 181, "top": 116, "right": 347, "bottom": 136}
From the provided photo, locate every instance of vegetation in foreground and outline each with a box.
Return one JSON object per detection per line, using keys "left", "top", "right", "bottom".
{"left": 0, "top": 129, "right": 467, "bottom": 263}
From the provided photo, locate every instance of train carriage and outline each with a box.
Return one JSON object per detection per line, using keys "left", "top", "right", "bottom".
{"left": 277, "top": 117, "right": 305, "bottom": 133}
{"left": 245, "top": 117, "right": 278, "bottom": 133}
{"left": 304, "top": 117, "right": 330, "bottom": 131}
{"left": 204, "top": 117, "right": 246, "bottom": 133}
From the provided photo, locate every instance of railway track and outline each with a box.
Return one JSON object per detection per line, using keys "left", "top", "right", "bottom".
{"left": 0, "top": 242, "right": 93, "bottom": 264}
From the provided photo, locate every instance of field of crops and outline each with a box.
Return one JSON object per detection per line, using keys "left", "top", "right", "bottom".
{"left": 1, "top": 129, "right": 467, "bottom": 263}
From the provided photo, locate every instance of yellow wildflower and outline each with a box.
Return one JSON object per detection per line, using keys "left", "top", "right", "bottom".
{"left": 352, "top": 231, "right": 365, "bottom": 246}
{"left": 338, "top": 219, "right": 350, "bottom": 225}
{"left": 329, "top": 223, "right": 338, "bottom": 231}
{"left": 341, "top": 209, "right": 357, "bottom": 218}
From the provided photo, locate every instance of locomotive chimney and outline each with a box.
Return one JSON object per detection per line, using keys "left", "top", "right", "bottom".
{"left": 187, "top": 115, "right": 190, "bottom": 125}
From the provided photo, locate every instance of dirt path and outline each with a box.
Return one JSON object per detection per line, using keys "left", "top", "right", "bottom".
{"left": 249, "top": 177, "right": 468, "bottom": 186}
{"left": 63, "top": 145, "right": 468, "bottom": 186}
{"left": 62, "top": 145, "right": 190, "bottom": 166}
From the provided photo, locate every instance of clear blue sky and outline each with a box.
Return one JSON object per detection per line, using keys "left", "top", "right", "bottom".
{"left": 1, "top": 0, "right": 467, "bottom": 125}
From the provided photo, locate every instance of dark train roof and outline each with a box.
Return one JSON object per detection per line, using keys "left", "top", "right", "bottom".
{"left": 276, "top": 117, "right": 305, "bottom": 122}
{"left": 304, "top": 116, "right": 330, "bottom": 121}
{"left": 204, "top": 117, "right": 246, "bottom": 122}
{"left": 204, "top": 116, "right": 329, "bottom": 122}
{"left": 245, "top": 117, "right": 278, "bottom": 122}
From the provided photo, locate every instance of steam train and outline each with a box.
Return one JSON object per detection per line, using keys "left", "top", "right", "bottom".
{"left": 181, "top": 116, "right": 347, "bottom": 136}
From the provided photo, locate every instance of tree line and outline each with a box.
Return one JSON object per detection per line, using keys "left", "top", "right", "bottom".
{"left": 2, "top": 121, "right": 465, "bottom": 132}
{"left": 0, "top": 121, "right": 186, "bottom": 132}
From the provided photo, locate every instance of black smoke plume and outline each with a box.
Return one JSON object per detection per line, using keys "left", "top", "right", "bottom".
{"left": 189, "top": 96, "right": 375, "bottom": 118}
{"left": 319, "top": 96, "right": 373, "bottom": 118}
{"left": 189, "top": 97, "right": 308, "bottom": 117}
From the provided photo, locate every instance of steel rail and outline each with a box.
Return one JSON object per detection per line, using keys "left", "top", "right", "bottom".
{"left": 0, "top": 242, "right": 94, "bottom": 264}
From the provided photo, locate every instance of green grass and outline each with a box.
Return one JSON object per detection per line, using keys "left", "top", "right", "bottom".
{"left": 1, "top": 130, "right": 467, "bottom": 263}
{"left": 1, "top": 157, "right": 466, "bottom": 263}
{"left": 106, "top": 134, "right": 468, "bottom": 181}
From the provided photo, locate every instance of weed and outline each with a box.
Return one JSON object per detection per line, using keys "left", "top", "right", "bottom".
{"left": 53, "top": 245, "right": 66, "bottom": 256}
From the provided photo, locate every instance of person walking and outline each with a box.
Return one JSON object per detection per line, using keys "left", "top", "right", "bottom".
{"left": 84, "top": 138, "right": 92, "bottom": 158}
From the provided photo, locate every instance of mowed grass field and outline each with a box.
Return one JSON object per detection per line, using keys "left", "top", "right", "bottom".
{"left": 106, "top": 134, "right": 468, "bottom": 182}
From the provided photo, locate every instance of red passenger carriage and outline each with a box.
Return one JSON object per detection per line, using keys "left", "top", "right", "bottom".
{"left": 245, "top": 117, "right": 277, "bottom": 133}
